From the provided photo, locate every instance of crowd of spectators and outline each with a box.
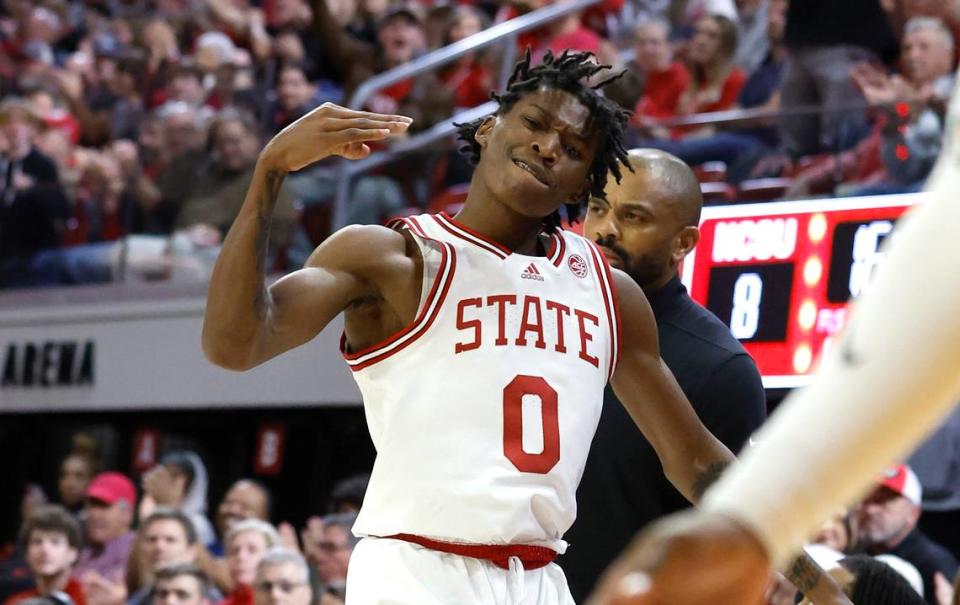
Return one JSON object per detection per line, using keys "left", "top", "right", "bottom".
{"left": 4, "top": 435, "right": 960, "bottom": 604}
{"left": 1, "top": 438, "right": 372, "bottom": 605}
{"left": 0, "top": 0, "right": 954, "bottom": 289}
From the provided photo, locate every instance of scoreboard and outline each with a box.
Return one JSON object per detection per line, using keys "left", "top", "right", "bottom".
{"left": 681, "top": 193, "right": 928, "bottom": 389}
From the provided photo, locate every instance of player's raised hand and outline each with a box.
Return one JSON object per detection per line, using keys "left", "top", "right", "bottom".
{"left": 586, "top": 510, "right": 771, "bottom": 605}
{"left": 260, "top": 103, "right": 413, "bottom": 172}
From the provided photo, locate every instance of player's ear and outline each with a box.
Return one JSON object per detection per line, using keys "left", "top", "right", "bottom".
{"left": 475, "top": 116, "right": 496, "bottom": 148}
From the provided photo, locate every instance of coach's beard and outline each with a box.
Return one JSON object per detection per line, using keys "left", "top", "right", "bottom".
{"left": 595, "top": 235, "right": 667, "bottom": 290}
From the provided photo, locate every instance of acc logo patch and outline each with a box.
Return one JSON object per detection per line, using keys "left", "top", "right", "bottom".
{"left": 568, "top": 254, "right": 588, "bottom": 278}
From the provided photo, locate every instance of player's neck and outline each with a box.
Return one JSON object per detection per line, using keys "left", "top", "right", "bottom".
{"left": 455, "top": 190, "right": 548, "bottom": 256}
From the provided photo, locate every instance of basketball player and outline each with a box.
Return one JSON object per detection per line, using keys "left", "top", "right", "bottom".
{"left": 587, "top": 60, "right": 960, "bottom": 605}
{"left": 203, "top": 52, "right": 737, "bottom": 603}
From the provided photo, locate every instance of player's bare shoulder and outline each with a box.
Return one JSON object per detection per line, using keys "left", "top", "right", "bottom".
{"left": 305, "top": 223, "right": 423, "bottom": 327}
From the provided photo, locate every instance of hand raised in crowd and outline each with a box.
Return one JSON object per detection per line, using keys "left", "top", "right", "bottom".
{"left": 53, "top": 68, "right": 85, "bottom": 102}
{"left": 259, "top": 103, "right": 412, "bottom": 172}
{"left": 141, "top": 464, "right": 182, "bottom": 506}
{"left": 851, "top": 62, "right": 913, "bottom": 107}
{"left": 277, "top": 521, "right": 303, "bottom": 553}
{"left": 586, "top": 511, "right": 772, "bottom": 605}
{"left": 80, "top": 570, "right": 127, "bottom": 605}
{"left": 300, "top": 516, "right": 325, "bottom": 568}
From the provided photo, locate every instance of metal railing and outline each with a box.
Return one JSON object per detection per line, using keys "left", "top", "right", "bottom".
{"left": 333, "top": 0, "right": 602, "bottom": 229}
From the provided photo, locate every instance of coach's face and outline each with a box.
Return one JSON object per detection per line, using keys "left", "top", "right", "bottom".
{"left": 474, "top": 87, "right": 598, "bottom": 219}
{"left": 586, "top": 162, "right": 698, "bottom": 291}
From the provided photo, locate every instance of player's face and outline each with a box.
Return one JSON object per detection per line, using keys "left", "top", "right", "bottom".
{"left": 26, "top": 530, "right": 77, "bottom": 578}
{"left": 475, "top": 87, "right": 598, "bottom": 220}
{"left": 856, "top": 487, "right": 919, "bottom": 547}
{"left": 585, "top": 168, "right": 686, "bottom": 289}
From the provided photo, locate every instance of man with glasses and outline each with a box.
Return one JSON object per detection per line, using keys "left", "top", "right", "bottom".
{"left": 302, "top": 513, "right": 356, "bottom": 600}
{"left": 253, "top": 550, "right": 313, "bottom": 605}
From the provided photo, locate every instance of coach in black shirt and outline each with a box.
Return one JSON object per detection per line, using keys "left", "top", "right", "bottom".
{"left": 560, "top": 149, "right": 767, "bottom": 601}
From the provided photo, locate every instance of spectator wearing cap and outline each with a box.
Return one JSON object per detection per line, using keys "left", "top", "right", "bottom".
{"left": 857, "top": 464, "right": 959, "bottom": 604}
{"left": 309, "top": 0, "right": 453, "bottom": 131}
{"left": 73, "top": 472, "right": 136, "bottom": 582}
{"left": 4, "top": 506, "right": 85, "bottom": 605}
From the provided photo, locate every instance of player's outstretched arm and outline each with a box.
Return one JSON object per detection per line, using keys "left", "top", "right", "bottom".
{"left": 607, "top": 270, "right": 735, "bottom": 503}
{"left": 202, "top": 103, "right": 413, "bottom": 370}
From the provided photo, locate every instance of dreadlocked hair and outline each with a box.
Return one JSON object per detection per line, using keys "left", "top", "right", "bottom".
{"left": 455, "top": 49, "right": 632, "bottom": 233}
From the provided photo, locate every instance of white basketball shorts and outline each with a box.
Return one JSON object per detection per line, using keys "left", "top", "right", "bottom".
{"left": 344, "top": 537, "right": 576, "bottom": 604}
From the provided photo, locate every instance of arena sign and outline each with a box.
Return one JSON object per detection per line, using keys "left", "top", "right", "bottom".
{"left": 1, "top": 340, "right": 95, "bottom": 388}
{"left": 681, "top": 192, "right": 928, "bottom": 389}
{"left": 0, "top": 284, "right": 360, "bottom": 412}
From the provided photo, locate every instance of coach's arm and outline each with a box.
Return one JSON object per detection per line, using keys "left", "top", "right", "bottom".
{"left": 608, "top": 270, "right": 851, "bottom": 604}
{"left": 609, "top": 270, "right": 733, "bottom": 501}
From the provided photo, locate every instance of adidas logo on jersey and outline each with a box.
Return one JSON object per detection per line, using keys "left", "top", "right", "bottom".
{"left": 521, "top": 263, "right": 544, "bottom": 281}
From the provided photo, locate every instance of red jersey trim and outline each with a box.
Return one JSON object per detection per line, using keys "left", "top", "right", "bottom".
{"left": 585, "top": 240, "right": 621, "bottom": 380}
{"left": 407, "top": 215, "right": 429, "bottom": 238}
{"left": 386, "top": 533, "right": 557, "bottom": 571}
{"left": 385, "top": 216, "right": 428, "bottom": 238}
{"left": 548, "top": 231, "right": 566, "bottom": 267}
{"left": 435, "top": 213, "right": 511, "bottom": 259}
{"left": 341, "top": 241, "right": 457, "bottom": 371}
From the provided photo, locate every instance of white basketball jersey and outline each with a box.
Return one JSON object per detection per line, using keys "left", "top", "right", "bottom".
{"left": 342, "top": 213, "right": 621, "bottom": 552}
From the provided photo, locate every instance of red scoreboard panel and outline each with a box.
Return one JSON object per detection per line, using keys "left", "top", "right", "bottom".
{"left": 681, "top": 193, "right": 928, "bottom": 389}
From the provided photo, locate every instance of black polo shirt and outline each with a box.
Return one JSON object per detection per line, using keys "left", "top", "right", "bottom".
{"left": 887, "top": 528, "right": 959, "bottom": 604}
{"left": 560, "top": 275, "right": 767, "bottom": 601}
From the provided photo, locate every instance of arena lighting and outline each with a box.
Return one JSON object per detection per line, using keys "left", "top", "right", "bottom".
{"left": 681, "top": 193, "right": 926, "bottom": 389}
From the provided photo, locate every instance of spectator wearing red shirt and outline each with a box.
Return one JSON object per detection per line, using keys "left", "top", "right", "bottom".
{"left": 438, "top": 6, "right": 494, "bottom": 110}
{"left": 4, "top": 506, "right": 86, "bottom": 605}
{"left": 648, "top": 14, "right": 745, "bottom": 140}
{"left": 604, "top": 19, "right": 690, "bottom": 119}
{"left": 676, "top": 14, "right": 745, "bottom": 132}
{"left": 495, "top": 1, "right": 618, "bottom": 65}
